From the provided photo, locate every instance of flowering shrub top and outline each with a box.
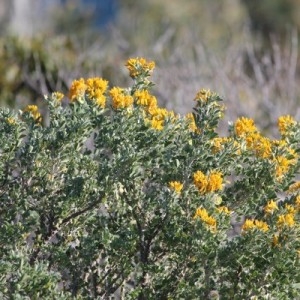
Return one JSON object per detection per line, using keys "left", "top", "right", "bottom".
{"left": 0, "top": 57, "right": 300, "bottom": 299}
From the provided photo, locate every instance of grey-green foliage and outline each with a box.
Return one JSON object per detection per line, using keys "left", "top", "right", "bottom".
{"left": 0, "top": 68, "right": 300, "bottom": 299}
{"left": 0, "top": 246, "right": 69, "bottom": 299}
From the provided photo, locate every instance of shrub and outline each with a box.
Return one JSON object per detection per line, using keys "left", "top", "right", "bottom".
{"left": 1, "top": 58, "right": 300, "bottom": 299}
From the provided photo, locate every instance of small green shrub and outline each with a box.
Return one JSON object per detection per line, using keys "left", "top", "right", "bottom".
{"left": 1, "top": 58, "right": 300, "bottom": 299}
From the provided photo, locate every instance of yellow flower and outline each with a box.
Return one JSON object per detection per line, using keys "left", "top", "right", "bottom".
{"left": 194, "top": 207, "right": 217, "bottom": 230}
{"left": 272, "top": 139, "right": 287, "bottom": 149}
{"left": 193, "top": 170, "right": 208, "bottom": 194}
{"left": 233, "top": 140, "right": 242, "bottom": 155}
{"left": 211, "top": 137, "right": 231, "bottom": 153}
{"left": 274, "top": 156, "right": 291, "bottom": 179}
{"left": 287, "top": 148, "right": 298, "bottom": 160}
{"left": 295, "top": 195, "right": 300, "bottom": 210}
{"left": 166, "top": 110, "right": 177, "bottom": 122}
{"left": 194, "top": 88, "right": 213, "bottom": 102}
{"left": 272, "top": 141, "right": 298, "bottom": 162}
{"left": 23, "top": 105, "right": 42, "bottom": 123}
{"left": 245, "top": 132, "right": 260, "bottom": 147}
{"left": 204, "top": 215, "right": 217, "bottom": 229}
{"left": 242, "top": 219, "right": 269, "bottom": 232}
{"left": 134, "top": 90, "right": 157, "bottom": 109}
{"left": 86, "top": 77, "right": 108, "bottom": 94}
{"left": 246, "top": 133, "right": 272, "bottom": 158}
{"left": 278, "top": 115, "right": 296, "bottom": 136}
{"left": 169, "top": 181, "right": 183, "bottom": 194}
{"left": 148, "top": 106, "right": 169, "bottom": 121}
{"left": 216, "top": 206, "right": 231, "bottom": 215}
{"left": 242, "top": 219, "right": 255, "bottom": 231}
{"left": 277, "top": 213, "right": 295, "bottom": 228}
{"left": 68, "top": 77, "right": 108, "bottom": 107}
{"left": 234, "top": 117, "right": 257, "bottom": 137}
{"left": 193, "top": 170, "right": 223, "bottom": 194}
{"left": 254, "top": 220, "right": 269, "bottom": 232}
{"left": 125, "top": 57, "right": 155, "bottom": 78}
{"left": 6, "top": 117, "right": 16, "bottom": 125}
{"left": 194, "top": 207, "right": 208, "bottom": 219}
{"left": 86, "top": 77, "right": 108, "bottom": 108}
{"left": 285, "top": 204, "right": 296, "bottom": 215}
{"left": 109, "top": 87, "right": 134, "bottom": 109}
{"left": 211, "top": 137, "right": 223, "bottom": 153}
{"left": 206, "top": 171, "right": 223, "bottom": 193}
{"left": 272, "top": 234, "right": 279, "bottom": 247}
{"left": 69, "top": 78, "right": 86, "bottom": 102}
{"left": 150, "top": 119, "right": 164, "bottom": 131}
{"left": 92, "top": 94, "right": 106, "bottom": 108}
{"left": 264, "top": 200, "right": 278, "bottom": 214}
{"left": 145, "top": 106, "right": 176, "bottom": 130}
{"left": 185, "top": 113, "right": 198, "bottom": 133}
{"left": 288, "top": 181, "right": 300, "bottom": 194}
{"left": 52, "top": 91, "right": 64, "bottom": 102}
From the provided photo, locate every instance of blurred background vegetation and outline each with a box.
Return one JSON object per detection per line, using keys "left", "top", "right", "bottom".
{"left": 1, "top": 0, "right": 300, "bottom": 135}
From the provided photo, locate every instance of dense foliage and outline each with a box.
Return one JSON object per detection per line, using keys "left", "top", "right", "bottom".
{"left": 1, "top": 58, "right": 300, "bottom": 299}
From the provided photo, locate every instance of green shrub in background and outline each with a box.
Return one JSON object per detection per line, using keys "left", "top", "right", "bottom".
{"left": 242, "top": 0, "right": 300, "bottom": 38}
{"left": 0, "top": 36, "right": 117, "bottom": 109}
{"left": 1, "top": 58, "right": 300, "bottom": 299}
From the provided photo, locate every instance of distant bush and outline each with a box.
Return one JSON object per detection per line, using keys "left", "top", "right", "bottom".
{"left": 1, "top": 58, "right": 300, "bottom": 298}
{"left": 242, "top": 0, "right": 300, "bottom": 39}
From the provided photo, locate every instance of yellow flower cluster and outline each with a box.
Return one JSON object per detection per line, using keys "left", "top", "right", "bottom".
{"left": 285, "top": 204, "right": 296, "bottom": 214}
{"left": 134, "top": 90, "right": 157, "bottom": 109}
{"left": 212, "top": 137, "right": 228, "bottom": 153}
{"left": 278, "top": 115, "right": 296, "bottom": 136}
{"left": 194, "top": 88, "right": 213, "bottom": 103}
{"left": 287, "top": 181, "right": 300, "bottom": 194}
{"left": 270, "top": 141, "right": 298, "bottom": 180}
{"left": 216, "top": 206, "right": 231, "bottom": 215}
{"left": 245, "top": 133, "right": 272, "bottom": 159}
{"left": 6, "top": 117, "right": 16, "bottom": 125}
{"left": 242, "top": 219, "right": 269, "bottom": 232}
{"left": 271, "top": 202, "right": 298, "bottom": 247}
{"left": 193, "top": 170, "right": 223, "bottom": 194}
{"left": 207, "top": 172, "right": 223, "bottom": 193}
{"left": 69, "top": 78, "right": 86, "bottom": 101}
{"left": 132, "top": 88, "right": 176, "bottom": 131}
{"left": 295, "top": 195, "right": 300, "bottom": 210}
{"left": 233, "top": 117, "right": 298, "bottom": 171}
{"left": 272, "top": 234, "right": 280, "bottom": 247}
{"left": 69, "top": 77, "right": 108, "bottom": 108}
{"left": 267, "top": 199, "right": 299, "bottom": 248}
{"left": 273, "top": 155, "right": 294, "bottom": 179}
{"left": 169, "top": 181, "right": 183, "bottom": 194}
{"left": 234, "top": 117, "right": 257, "bottom": 137}
{"left": 194, "top": 207, "right": 217, "bottom": 230}
{"left": 109, "top": 87, "right": 134, "bottom": 110}
{"left": 185, "top": 113, "right": 198, "bottom": 133}
{"left": 52, "top": 91, "right": 64, "bottom": 102}
{"left": 125, "top": 57, "right": 155, "bottom": 79}
{"left": 23, "top": 105, "right": 42, "bottom": 123}
{"left": 277, "top": 213, "right": 295, "bottom": 228}
{"left": 272, "top": 233, "right": 299, "bottom": 249}
{"left": 146, "top": 106, "right": 176, "bottom": 131}
{"left": 193, "top": 170, "right": 207, "bottom": 194}
{"left": 272, "top": 140, "right": 297, "bottom": 156}
{"left": 86, "top": 78, "right": 108, "bottom": 108}
{"left": 264, "top": 200, "right": 278, "bottom": 214}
